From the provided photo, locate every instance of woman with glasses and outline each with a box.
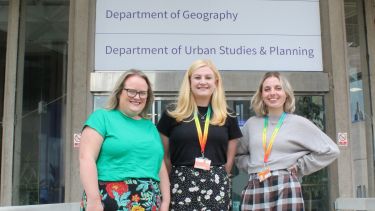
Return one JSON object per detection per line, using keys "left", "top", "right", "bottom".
{"left": 157, "top": 59, "right": 242, "bottom": 211}
{"left": 235, "top": 72, "right": 340, "bottom": 211}
{"left": 79, "top": 69, "right": 170, "bottom": 211}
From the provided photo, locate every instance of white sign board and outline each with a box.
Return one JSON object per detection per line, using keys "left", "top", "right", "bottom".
{"left": 337, "top": 132, "right": 348, "bottom": 147}
{"left": 95, "top": 0, "right": 322, "bottom": 71}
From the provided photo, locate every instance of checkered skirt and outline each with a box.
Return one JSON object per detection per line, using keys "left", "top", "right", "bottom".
{"left": 241, "top": 170, "right": 304, "bottom": 211}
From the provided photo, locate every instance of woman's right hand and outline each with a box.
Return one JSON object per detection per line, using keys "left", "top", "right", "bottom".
{"left": 86, "top": 199, "right": 103, "bottom": 211}
{"left": 79, "top": 127, "right": 104, "bottom": 211}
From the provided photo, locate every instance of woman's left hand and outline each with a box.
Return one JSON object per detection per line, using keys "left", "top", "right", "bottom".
{"left": 287, "top": 164, "right": 298, "bottom": 174}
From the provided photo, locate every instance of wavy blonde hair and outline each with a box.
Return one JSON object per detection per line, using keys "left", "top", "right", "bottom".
{"left": 168, "top": 59, "right": 229, "bottom": 126}
{"left": 251, "top": 71, "right": 295, "bottom": 116}
{"left": 105, "top": 69, "right": 154, "bottom": 118}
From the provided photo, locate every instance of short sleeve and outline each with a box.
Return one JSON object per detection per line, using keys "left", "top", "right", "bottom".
{"left": 84, "top": 109, "right": 107, "bottom": 138}
{"left": 157, "top": 110, "right": 175, "bottom": 137}
{"left": 227, "top": 114, "right": 243, "bottom": 140}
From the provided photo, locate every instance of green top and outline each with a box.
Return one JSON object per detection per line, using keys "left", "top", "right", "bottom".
{"left": 84, "top": 109, "right": 164, "bottom": 181}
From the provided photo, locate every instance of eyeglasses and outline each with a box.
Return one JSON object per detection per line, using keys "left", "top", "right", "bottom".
{"left": 123, "top": 88, "right": 148, "bottom": 99}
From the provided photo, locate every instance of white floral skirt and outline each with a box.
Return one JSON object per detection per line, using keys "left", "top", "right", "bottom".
{"left": 170, "top": 165, "right": 231, "bottom": 211}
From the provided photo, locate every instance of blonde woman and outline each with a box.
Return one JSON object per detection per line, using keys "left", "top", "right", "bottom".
{"left": 79, "top": 69, "right": 170, "bottom": 211}
{"left": 157, "top": 60, "right": 242, "bottom": 210}
{"left": 236, "top": 72, "right": 339, "bottom": 210}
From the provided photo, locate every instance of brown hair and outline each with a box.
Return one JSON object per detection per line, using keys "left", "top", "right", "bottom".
{"left": 251, "top": 71, "right": 295, "bottom": 116}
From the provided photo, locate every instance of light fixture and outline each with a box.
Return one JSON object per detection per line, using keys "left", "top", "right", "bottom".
{"left": 350, "top": 87, "right": 362, "bottom": 92}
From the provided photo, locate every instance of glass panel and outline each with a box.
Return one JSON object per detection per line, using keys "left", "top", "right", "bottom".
{"left": 154, "top": 98, "right": 175, "bottom": 124}
{"left": 345, "top": 0, "right": 366, "bottom": 123}
{"left": 344, "top": 0, "right": 374, "bottom": 197}
{"left": 93, "top": 95, "right": 108, "bottom": 111}
{"left": 13, "top": 0, "right": 69, "bottom": 205}
{"left": 227, "top": 98, "right": 252, "bottom": 127}
{"left": 226, "top": 98, "right": 253, "bottom": 211}
{"left": 0, "top": 0, "right": 8, "bottom": 186}
{"left": 295, "top": 96, "right": 328, "bottom": 211}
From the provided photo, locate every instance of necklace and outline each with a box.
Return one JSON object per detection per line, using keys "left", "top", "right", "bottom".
{"left": 197, "top": 106, "right": 209, "bottom": 120}
{"left": 198, "top": 111, "right": 207, "bottom": 120}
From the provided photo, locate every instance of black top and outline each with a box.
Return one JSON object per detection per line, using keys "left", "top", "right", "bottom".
{"left": 157, "top": 106, "right": 243, "bottom": 166}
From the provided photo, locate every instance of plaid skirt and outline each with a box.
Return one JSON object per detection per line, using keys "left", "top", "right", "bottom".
{"left": 241, "top": 169, "right": 304, "bottom": 211}
{"left": 170, "top": 165, "right": 231, "bottom": 211}
{"left": 80, "top": 178, "right": 161, "bottom": 211}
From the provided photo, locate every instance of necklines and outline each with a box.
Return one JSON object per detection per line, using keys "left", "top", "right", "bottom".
{"left": 198, "top": 111, "right": 207, "bottom": 120}
{"left": 267, "top": 113, "right": 287, "bottom": 125}
{"left": 197, "top": 106, "right": 209, "bottom": 120}
{"left": 117, "top": 109, "right": 142, "bottom": 120}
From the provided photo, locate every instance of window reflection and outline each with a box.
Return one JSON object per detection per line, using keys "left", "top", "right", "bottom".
{"left": 345, "top": 0, "right": 367, "bottom": 123}
{"left": 344, "top": 0, "right": 374, "bottom": 198}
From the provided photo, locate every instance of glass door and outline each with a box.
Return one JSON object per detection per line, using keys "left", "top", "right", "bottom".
{"left": 12, "top": 0, "right": 69, "bottom": 205}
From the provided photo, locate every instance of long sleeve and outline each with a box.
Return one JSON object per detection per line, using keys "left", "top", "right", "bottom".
{"left": 235, "top": 121, "right": 250, "bottom": 173}
{"left": 234, "top": 114, "right": 340, "bottom": 176}
{"left": 294, "top": 116, "right": 340, "bottom": 176}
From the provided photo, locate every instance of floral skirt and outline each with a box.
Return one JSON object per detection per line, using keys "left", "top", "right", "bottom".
{"left": 80, "top": 178, "right": 161, "bottom": 211}
{"left": 170, "top": 165, "right": 231, "bottom": 211}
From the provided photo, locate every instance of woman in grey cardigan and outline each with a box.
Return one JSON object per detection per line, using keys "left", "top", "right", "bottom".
{"left": 235, "top": 71, "right": 340, "bottom": 211}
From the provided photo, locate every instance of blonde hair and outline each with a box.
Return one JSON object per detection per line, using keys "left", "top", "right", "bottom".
{"left": 251, "top": 71, "right": 295, "bottom": 116}
{"left": 168, "top": 59, "right": 229, "bottom": 126}
{"left": 105, "top": 69, "right": 154, "bottom": 118}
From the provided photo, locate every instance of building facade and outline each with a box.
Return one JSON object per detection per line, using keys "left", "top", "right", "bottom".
{"left": 0, "top": 0, "right": 374, "bottom": 210}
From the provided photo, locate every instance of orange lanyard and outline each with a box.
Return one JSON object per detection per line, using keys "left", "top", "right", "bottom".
{"left": 194, "top": 107, "right": 211, "bottom": 157}
{"left": 262, "top": 112, "right": 286, "bottom": 163}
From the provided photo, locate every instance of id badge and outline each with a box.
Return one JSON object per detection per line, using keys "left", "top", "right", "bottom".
{"left": 194, "top": 157, "right": 211, "bottom": 170}
{"left": 257, "top": 166, "right": 271, "bottom": 182}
